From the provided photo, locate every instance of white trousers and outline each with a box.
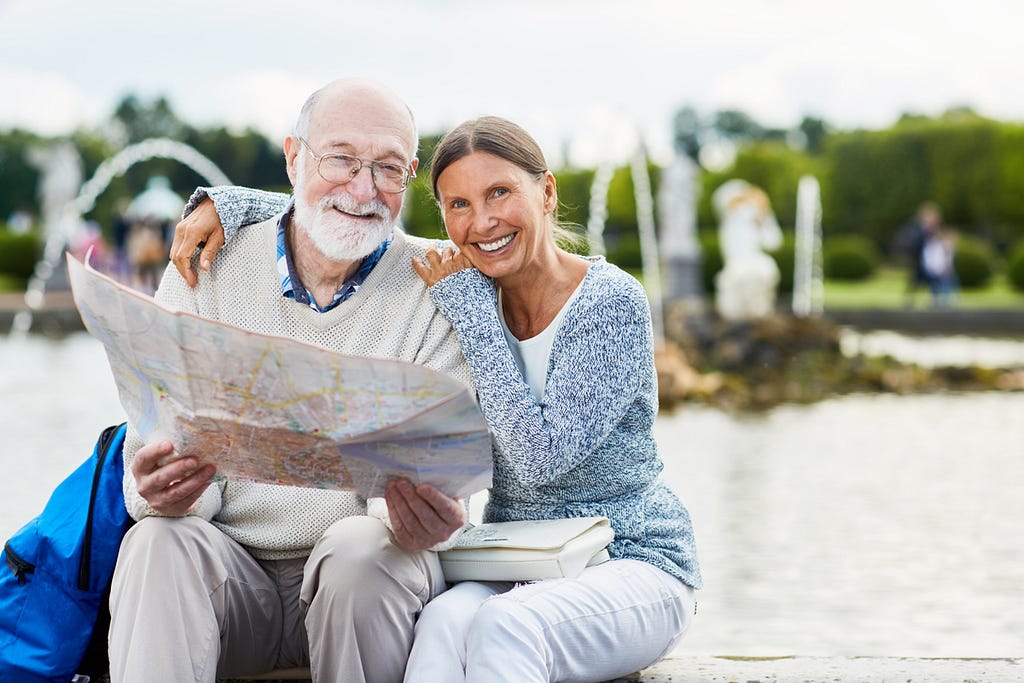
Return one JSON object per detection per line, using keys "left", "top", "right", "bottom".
{"left": 108, "top": 515, "right": 446, "bottom": 683}
{"left": 404, "top": 559, "right": 696, "bottom": 683}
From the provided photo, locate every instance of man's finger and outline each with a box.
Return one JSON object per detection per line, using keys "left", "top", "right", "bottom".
{"left": 131, "top": 439, "right": 175, "bottom": 476}
{"left": 413, "top": 483, "right": 464, "bottom": 526}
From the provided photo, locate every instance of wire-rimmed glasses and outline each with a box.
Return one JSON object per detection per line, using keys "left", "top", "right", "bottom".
{"left": 298, "top": 137, "right": 415, "bottom": 193}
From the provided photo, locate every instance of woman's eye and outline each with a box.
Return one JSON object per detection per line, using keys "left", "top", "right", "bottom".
{"left": 493, "top": 187, "right": 509, "bottom": 197}
{"left": 450, "top": 200, "right": 467, "bottom": 209}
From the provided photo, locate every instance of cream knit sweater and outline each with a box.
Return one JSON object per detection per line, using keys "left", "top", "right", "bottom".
{"left": 121, "top": 217, "right": 472, "bottom": 560}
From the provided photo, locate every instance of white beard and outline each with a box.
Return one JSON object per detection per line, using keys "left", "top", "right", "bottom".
{"left": 293, "top": 190, "right": 394, "bottom": 262}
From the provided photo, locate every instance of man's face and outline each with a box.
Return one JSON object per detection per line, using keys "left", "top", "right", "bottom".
{"left": 286, "top": 88, "right": 418, "bottom": 262}
{"left": 291, "top": 150, "right": 395, "bottom": 262}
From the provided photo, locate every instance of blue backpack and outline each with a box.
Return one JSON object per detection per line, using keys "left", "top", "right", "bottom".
{"left": 0, "top": 423, "right": 132, "bottom": 683}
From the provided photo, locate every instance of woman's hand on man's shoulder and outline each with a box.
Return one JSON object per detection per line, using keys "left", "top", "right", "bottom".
{"left": 412, "top": 246, "right": 474, "bottom": 286}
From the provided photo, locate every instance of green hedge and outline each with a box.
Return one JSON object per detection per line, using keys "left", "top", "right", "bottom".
{"left": 770, "top": 234, "right": 796, "bottom": 293}
{"left": 1007, "top": 240, "right": 1024, "bottom": 292}
{"left": 953, "top": 235, "right": 996, "bottom": 289}
{"left": 824, "top": 115, "right": 1024, "bottom": 249}
{"left": 699, "top": 233, "right": 722, "bottom": 292}
{"left": 0, "top": 230, "right": 41, "bottom": 283}
{"left": 822, "top": 234, "right": 880, "bottom": 281}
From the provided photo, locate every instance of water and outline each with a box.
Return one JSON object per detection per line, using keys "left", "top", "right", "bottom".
{"left": 660, "top": 394, "right": 1024, "bottom": 657}
{"left": 2, "top": 332, "right": 1022, "bottom": 657}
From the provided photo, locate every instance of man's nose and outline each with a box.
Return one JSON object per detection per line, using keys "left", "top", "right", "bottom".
{"left": 344, "top": 165, "right": 378, "bottom": 202}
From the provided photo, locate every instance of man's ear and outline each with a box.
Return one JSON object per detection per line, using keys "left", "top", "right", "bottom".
{"left": 284, "top": 137, "right": 300, "bottom": 186}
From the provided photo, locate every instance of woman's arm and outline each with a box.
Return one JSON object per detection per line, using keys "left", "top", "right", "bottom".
{"left": 428, "top": 268, "right": 651, "bottom": 487}
{"left": 170, "top": 186, "right": 291, "bottom": 286}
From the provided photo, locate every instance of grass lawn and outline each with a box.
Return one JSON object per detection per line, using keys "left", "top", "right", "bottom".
{"left": 824, "top": 267, "right": 1024, "bottom": 310}
{"left": 0, "top": 274, "right": 24, "bottom": 293}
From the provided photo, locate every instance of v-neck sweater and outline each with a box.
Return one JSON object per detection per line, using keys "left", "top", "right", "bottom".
{"left": 121, "top": 217, "right": 472, "bottom": 560}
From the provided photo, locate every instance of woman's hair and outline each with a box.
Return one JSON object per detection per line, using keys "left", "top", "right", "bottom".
{"left": 430, "top": 116, "right": 546, "bottom": 199}
{"left": 430, "top": 116, "right": 582, "bottom": 249}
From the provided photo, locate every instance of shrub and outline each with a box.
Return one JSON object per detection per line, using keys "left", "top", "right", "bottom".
{"left": 953, "top": 235, "right": 996, "bottom": 289}
{"left": 0, "top": 229, "right": 41, "bottom": 283}
{"left": 606, "top": 235, "right": 643, "bottom": 270}
{"left": 699, "top": 233, "right": 722, "bottom": 292}
{"left": 822, "top": 234, "right": 880, "bottom": 280}
{"left": 1007, "top": 241, "right": 1024, "bottom": 292}
{"left": 769, "top": 233, "right": 796, "bottom": 293}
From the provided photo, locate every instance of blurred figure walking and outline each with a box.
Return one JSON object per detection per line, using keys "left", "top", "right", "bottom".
{"left": 896, "top": 201, "right": 942, "bottom": 307}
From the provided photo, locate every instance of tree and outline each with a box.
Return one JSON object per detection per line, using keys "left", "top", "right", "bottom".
{"left": 0, "top": 129, "right": 46, "bottom": 221}
{"left": 111, "top": 95, "right": 186, "bottom": 144}
{"left": 671, "top": 106, "right": 703, "bottom": 163}
{"left": 798, "top": 116, "right": 829, "bottom": 154}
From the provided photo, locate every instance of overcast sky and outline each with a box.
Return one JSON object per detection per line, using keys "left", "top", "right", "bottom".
{"left": 1, "top": 0, "right": 1021, "bottom": 166}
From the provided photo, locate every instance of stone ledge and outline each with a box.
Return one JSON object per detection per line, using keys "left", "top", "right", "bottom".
{"left": 624, "top": 655, "right": 1022, "bottom": 682}
{"left": 219, "top": 656, "right": 1022, "bottom": 682}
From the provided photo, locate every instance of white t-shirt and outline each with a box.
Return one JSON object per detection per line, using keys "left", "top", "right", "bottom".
{"left": 497, "top": 281, "right": 585, "bottom": 402}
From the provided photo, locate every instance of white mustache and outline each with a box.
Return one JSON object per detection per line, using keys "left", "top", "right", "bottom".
{"left": 319, "top": 194, "right": 391, "bottom": 223}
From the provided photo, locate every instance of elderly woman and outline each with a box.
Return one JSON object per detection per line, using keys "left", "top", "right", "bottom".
{"left": 169, "top": 117, "right": 700, "bottom": 683}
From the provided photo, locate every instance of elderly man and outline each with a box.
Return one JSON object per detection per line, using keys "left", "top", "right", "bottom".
{"left": 109, "top": 78, "right": 471, "bottom": 683}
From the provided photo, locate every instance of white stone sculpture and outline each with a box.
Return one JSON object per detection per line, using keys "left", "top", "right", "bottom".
{"left": 26, "top": 141, "right": 83, "bottom": 239}
{"left": 712, "top": 179, "right": 783, "bottom": 320}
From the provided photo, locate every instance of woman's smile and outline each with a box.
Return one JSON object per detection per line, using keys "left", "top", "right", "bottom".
{"left": 476, "top": 233, "right": 516, "bottom": 253}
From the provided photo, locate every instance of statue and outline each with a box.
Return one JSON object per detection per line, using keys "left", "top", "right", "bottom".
{"left": 712, "top": 179, "right": 783, "bottom": 320}
{"left": 657, "top": 151, "right": 703, "bottom": 302}
{"left": 26, "top": 141, "right": 83, "bottom": 240}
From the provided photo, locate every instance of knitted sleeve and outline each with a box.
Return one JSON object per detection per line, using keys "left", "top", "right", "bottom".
{"left": 183, "top": 186, "right": 291, "bottom": 242}
{"left": 429, "top": 267, "right": 651, "bottom": 487}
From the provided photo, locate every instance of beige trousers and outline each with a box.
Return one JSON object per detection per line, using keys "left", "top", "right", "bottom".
{"left": 108, "top": 515, "right": 446, "bottom": 683}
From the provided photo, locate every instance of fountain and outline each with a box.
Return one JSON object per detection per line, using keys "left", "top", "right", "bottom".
{"left": 655, "top": 151, "right": 703, "bottom": 307}
{"left": 583, "top": 137, "right": 665, "bottom": 344}
{"left": 10, "top": 138, "right": 231, "bottom": 337}
{"left": 792, "top": 175, "right": 824, "bottom": 317}
{"left": 585, "top": 161, "right": 614, "bottom": 257}
{"left": 629, "top": 148, "right": 664, "bottom": 344}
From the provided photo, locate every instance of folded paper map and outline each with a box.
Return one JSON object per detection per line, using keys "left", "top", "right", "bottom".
{"left": 67, "top": 255, "right": 493, "bottom": 499}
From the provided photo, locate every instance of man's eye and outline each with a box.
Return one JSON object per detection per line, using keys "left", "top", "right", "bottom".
{"left": 450, "top": 200, "right": 468, "bottom": 209}
{"left": 326, "top": 156, "right": 358, "bottom": 171}
{"left": 493, "top": 188, "right": 509, "bottom": 197}
{"left": 377, "top": 162, "right": 403, "bottom": 176}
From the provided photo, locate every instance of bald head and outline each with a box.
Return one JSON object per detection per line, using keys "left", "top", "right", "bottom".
{"left": 294, "top": 78, "right": 418, "bottom": 158}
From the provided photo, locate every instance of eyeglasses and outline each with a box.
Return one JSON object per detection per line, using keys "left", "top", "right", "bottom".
{"left": 298, "top": 138, "right": 415, "bottom": 193}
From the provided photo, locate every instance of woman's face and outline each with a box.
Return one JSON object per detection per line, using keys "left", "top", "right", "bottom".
{"left": 436, "top": 151, "right": 557, "bottom": 283}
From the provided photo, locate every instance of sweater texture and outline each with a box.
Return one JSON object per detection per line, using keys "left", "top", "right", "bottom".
{"left": 122, "top": 216, "right": 471, "bottom": 560}
{"left": 430, "top": 263, "right": 702, "bottom": 589}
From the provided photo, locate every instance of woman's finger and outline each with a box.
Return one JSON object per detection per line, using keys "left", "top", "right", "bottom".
{"left": 424, "top": 248, "right": 443, "bottom": 267}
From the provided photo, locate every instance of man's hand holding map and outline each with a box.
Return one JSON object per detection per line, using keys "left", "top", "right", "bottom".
{"left": 67, "top": 255, "right": 493, "bottom": 499}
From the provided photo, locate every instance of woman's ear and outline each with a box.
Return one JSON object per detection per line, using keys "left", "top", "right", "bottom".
{"left": 543, "top": 171, "right": 558, "bottom": 214}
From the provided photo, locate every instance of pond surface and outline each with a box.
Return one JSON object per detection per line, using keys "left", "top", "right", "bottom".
{"left": 1, "top": 332, "right": 1022, "bottom": 657}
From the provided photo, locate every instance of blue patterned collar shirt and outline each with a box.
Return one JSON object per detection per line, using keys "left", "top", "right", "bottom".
{"left": 275, "top": 202, "right": 390, "bottom": 313}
